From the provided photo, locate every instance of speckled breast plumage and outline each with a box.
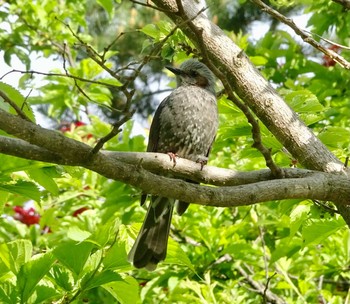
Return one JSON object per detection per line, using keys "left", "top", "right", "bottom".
{"left": 152, "top": 85, "right": 218, "bottom": 161}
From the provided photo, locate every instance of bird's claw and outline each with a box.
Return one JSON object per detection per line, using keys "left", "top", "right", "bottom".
{"left": 167, "top": 152, "right": 178, "bottom": 167}
{"left": 196, "top": 156, "right": 208, "bottom": 170}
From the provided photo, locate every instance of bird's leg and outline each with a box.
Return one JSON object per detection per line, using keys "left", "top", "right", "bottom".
{"left": 167, "top": 152, "right": 178, "bottom": 167}
{"left": 196, "top": 156, "right": 208, "bottom": 170}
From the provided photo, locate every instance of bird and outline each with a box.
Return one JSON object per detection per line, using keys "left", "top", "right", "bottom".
{"left": 128, "top": 59, "right": 218, "bottom": 271}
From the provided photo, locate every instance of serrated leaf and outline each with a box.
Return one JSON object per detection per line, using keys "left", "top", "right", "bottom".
{"left": 289, "top": 204, "right": 310, "bottom": 237}
{"left": 0, "top": 181, "right": 41, "bottom": 202}
{"left": 318, "top": 127, "right": 350, "bottom": 148}
{"left": 49, "top": 264, "right": 74, "bottom": 292}
{"left": 0, "top": 281, "right": 17, "bottom": 304}
{"left": 53, "top": 241, "right": 94, "bottom": 277}
{"left": 299, "top": 113, "right": 324, "bottom": 126}
{"left": 0, "top": 240, "right": 32, "bottom": 274}
{"left": 17, "top": 252, "right": 55, "bottom": 303}
{"left": 28, "top": 168, "right": 59, "bottom": 195}
{"left": 102, "top": 276, "right": 140, "bottom": 304}
{"left": 302, "top": 217, "right": 345, "bottom": 246}
{"left": 283, "top": 89, "right": 324, "bottom": 113}
{"left": 165, "top": 239, "right": 195, "bottom": 272}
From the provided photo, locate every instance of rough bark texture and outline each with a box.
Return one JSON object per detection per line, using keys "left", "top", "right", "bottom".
{"left": 1, "top": 109, "right": 350, "bottom": 208}
{"left": 150, "top": 0, "right": 350, "bottom": 224}
{"left": 0, "top": 109, "right": 350, "bottom": 207}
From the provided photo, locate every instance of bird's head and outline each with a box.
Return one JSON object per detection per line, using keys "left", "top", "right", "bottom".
{"left": 166, "top": 59, "right": 216, "bottom": 95}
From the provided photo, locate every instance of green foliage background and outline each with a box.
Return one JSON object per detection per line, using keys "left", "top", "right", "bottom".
{"left": 1, "top": 0, "right": 350, "bottom": 303}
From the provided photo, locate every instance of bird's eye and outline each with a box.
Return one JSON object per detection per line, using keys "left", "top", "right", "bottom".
{"left": 189, "top": 70, "right": 198, "bottom": 77}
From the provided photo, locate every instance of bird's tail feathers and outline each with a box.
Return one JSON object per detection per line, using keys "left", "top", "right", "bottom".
{"left": 128, "top": 196, "right": 174, "bottom": 271}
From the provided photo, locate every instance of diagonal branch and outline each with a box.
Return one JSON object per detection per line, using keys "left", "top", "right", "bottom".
{"left": 251, "top": 0, "right": 350, "bottom": 69}
{"left": 149, "top": 0, "right": 350, "bottom": 227}
{"left": 0, "top": 91, "right": 32, "bottom": 122}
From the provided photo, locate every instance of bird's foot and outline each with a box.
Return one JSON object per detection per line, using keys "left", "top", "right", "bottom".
{"left": 196, "top": 156, "right": 208, "bottom": 170}
{"left": 167, "top": 152, "right": 178, "bottom": 167}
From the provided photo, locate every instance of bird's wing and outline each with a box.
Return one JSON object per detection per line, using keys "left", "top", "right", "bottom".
{"left": 147, "top": 96, "right": 169, "bottom": 152}
{"left": 141, "top": 96, "right": 169, "bottom": 206}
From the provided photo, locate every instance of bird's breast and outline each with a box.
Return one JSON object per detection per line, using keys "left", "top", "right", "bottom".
{"left": 157, "top": 85, "right": 218, "bottom": 161}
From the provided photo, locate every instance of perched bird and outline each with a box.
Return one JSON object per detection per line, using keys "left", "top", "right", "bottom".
{"left": 128, "top": 59, "right": 218, "bottom": 270}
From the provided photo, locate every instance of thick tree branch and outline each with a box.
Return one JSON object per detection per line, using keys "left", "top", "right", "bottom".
{"left": 148, "top": 0, "right": 350, "bottom": 225}
{"left": 0, "top": 135, "right": 317, "bottom": 186}
{"left": 0, "top": 110, "right": 350, "bottom": 208}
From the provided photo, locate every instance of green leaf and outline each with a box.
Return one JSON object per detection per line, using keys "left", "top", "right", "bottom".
{"left": 282, "top": 89, "right": 324, "bottom": 113}
{"left": 49, "top": 264, "right": 74, "bottom": 292}
{"left": 27, "top": 283, "right": 59, "bottom": 304}
{"left": 141, "top": 24, "right": 159, "bottom": 39}
{"left": 67, "top": 226, "right": 92, "bottom": 242}
{"left": 318, "top": 127, "right": 350, "bottom": 148}
{"left": 0, "top": 181, "right": 41, "bottom": 202}
{"left": 0, "top": 240, "right": 32, "bottom": 275}
{"left": 28, "top": 168, "right": 59, "bottom": 195}
{"left": 289, "top": 203, "right": 310, "bottom": 237}
{"left": 250, "top": 55, "right": 268, "bottom": 66}
{"left": 165, "top": 239, "right": 195, "bottom": 272}
{"left": 103, "top": 240, "right": 130, "bottom": 271}
{"left": 99, "top": 77, "right": 123, "bottom": 87}
{"left": 302, "top": 217, "right": 346, "bottom": 246}
{"left": 53, "top": 241, "right": 94, "bottom": 277}
{"left": 17, "top": 252, "right": 55, "bottom": 303}
{"left": 82, "top": 269, "right": 123, "bottom": 290}
{"left": 97, "top": 0, "right": 114, "bottom": 19}
{"left": 102, "top": 276, "right": 140, "bottom": 304}
{"left": 0, "top": 281, "right": 17, "bottom": 304}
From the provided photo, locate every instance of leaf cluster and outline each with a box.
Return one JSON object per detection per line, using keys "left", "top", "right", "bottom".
{"left": 1, "top": 0, "right": 350, "bottom": 303}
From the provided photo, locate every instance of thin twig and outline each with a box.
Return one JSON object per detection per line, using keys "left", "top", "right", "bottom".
{"left": 313, "top": 200, "right": 339, "bottom": 214}
{"left": 251, "top": 0, "right": 350, "bottom": 69}
{"left": 237, "top": 265, "right": 285, "bottom": 304}
{"left": 90, "top": 110, "right": 135, "bottom": 154}
{"left": 263, "top": 273, "right": 278, "bottom": 304}
{"left": 0, "top": 69, "right": 121, "bottom": 88}
{"left": 0, "top": 91, "right": 32, "bottom": 122}
{"left": 304, "top": 30, "right": 350, "bottom": 50}
{"left": 258, "top": 224, "right": 269, "bottom": 281}
{"left": 90, "top": 5, "right": 209, "bottom": 154}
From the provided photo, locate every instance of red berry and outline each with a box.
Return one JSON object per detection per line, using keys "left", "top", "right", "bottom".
{"left": 13, "top": 206, "right": 40, "bottom": 226}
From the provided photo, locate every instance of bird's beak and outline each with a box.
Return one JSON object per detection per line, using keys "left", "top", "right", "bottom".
{"left": 166, "top": 66, "right": 185, "bottom": 76}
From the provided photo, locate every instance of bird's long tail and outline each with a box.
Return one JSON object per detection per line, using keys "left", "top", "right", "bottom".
{"left": 128, "top": 196, "right": 174, "bottom": 271}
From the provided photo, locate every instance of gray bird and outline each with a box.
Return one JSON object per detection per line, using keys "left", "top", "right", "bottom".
{"left": 128, "top": 59, "right": 218, "bottom": 271}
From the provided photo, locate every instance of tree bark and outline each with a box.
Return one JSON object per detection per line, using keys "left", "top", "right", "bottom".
{"left": 0, "top": 110, "right": 350, "bottom": 208}
{"left": 150, "top": 0, "right": 350, "bottom": 225}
